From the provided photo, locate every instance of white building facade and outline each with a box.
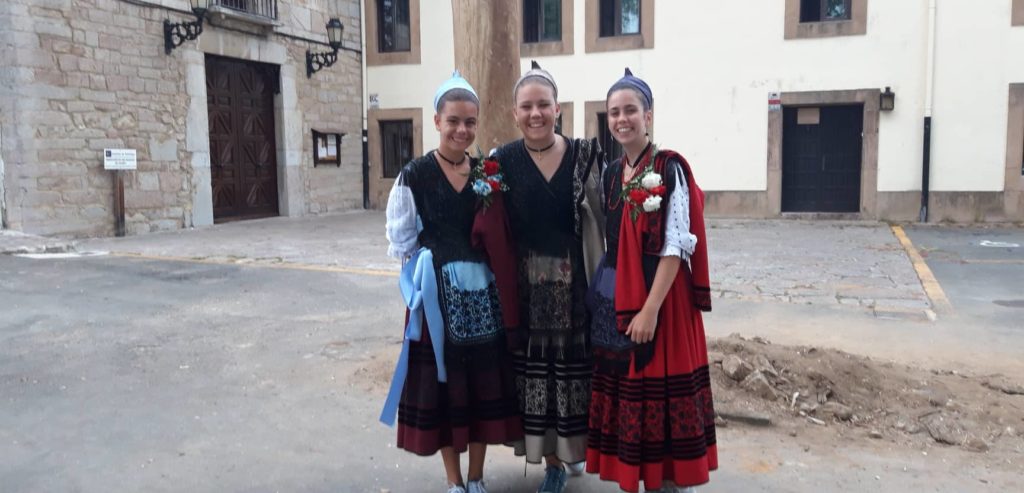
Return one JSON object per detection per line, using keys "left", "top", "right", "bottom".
{"left": 364, "top": 0, "right": 1024, "bottom": 222}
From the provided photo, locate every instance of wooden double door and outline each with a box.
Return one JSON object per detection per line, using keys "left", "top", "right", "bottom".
{"left": 206, "top": 55, "right": 279, "bottom": 222}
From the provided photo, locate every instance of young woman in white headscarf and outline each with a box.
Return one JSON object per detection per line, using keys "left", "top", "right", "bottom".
{"left": 381, "top": 72, "right": 524, "bottom": 493}
{"left": 491, "top": 61, "right": 604, "bottom": 493}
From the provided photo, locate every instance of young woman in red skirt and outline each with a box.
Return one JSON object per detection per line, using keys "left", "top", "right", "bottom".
{"left": 585, "top": 69, "right": 718, "bottom": 493}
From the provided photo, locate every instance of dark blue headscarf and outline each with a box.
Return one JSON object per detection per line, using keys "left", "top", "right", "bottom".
{"left": 608, "top": 68, "right": 653, "bottom": 109}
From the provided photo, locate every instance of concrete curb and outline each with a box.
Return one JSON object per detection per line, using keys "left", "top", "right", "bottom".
{"left": 0, "top": 231, "right": 77, "bottom": 255}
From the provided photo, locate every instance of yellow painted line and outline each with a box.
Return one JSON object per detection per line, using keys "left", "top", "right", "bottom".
{"left": 109, "top": 252, "right": 400, "bottom": 277}
{"left": 891, "top": 225, "right": 953, "bottom": 316}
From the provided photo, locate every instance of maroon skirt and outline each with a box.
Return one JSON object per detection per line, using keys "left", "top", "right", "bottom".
{"left": 397, "top": 318, "right": 524, "bottom": 455}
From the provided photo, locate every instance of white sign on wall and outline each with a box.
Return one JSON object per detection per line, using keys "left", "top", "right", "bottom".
{"left": 369, "top": 93, "right": 380, "bottom": 109}
{"left": 103, "top": 149, "right": 137, "bottom": 170}
{"left": 768, "top": 92, "right": 781, "bottom": 111}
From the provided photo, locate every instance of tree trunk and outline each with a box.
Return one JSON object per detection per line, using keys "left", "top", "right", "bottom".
{"left": 451, "top": 0, "right": 522, "bottom": 155}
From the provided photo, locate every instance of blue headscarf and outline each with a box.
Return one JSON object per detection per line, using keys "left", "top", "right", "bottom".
{"left": 433, "top": 70, "right": 478, "bottom": 111}
{"left": 609, "top": 68, "right": 653, "bottom": 109}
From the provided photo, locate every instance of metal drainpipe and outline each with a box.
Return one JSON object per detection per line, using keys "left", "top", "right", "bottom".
{"left": 920, "top": 0, "right": 937, "bottom": 222}
{"left": 362, "top": 128, "right": 369, "bottom": 209}
{"left": 0, "top": 125, "right": 6, "bottom": 228}
{"left": 359, "top": 0, "right": 370, "bottom": 210}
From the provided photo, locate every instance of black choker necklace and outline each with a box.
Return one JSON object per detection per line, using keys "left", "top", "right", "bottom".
{"left": 436, "top": 150, "right": 467, "bottom": 166}
{"left": 525, "top": 139, "right": 556, "bottom": 153}
{"left": 625, "top": 141, "right": 653, "bottom": 169}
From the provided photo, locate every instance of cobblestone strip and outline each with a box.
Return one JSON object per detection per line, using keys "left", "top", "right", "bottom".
{"left": 707, "top": 220, "right": 933, "bottom": 319}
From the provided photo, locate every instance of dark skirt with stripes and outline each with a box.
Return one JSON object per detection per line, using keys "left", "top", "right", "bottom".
{"left": 507, "top": 250, "right": 593, "bottom": 464}
{"left": 396, "top": 316, "right": 524, "bottom": 456}
{"left": 511, "top": 350, "right": 592, "bottom": 463}
{"left": 585, "top": 265, "right": 718, "bottom": 493}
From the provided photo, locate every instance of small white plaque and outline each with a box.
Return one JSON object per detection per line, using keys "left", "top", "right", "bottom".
{"left": 104, "top": 148, "right": 137, "bottom": 170}
{"left": 369, "top": 93, "right": 380, "bottom": 109}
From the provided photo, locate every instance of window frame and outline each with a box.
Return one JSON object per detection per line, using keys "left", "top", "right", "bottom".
{"left": 1006, "top": 85, "right": 1024, "bottom": 213}
{"left": 555, "top": 102, "right": 574, "bottom": 138}
{"left": 523, "top": 0, "right": 561, "bottom": 44}
{"left": 585, "top": 100, "right": 651, "bottom": 163}
{"left": 365, "top": 0, "right": 421, "bottom": 66}
{"left": 1014, "top": 0, "right": 1024, "bottom": 26}
{"left": 585, "top": 0, "right": 653, "bottom": 53}
{"left": 521, "top": 0, "right": 574, "bottom": 57}
{"left": 596, "top": 111, "right": 625, "bottom": 164}
{"left": 599, "top": 0, "right": 641, "bottom": 38}
{"left": 380, "top": 119, "right": 415, "bottom": 179}
{"left": 799, "top": 0, "right": 852, "bottom": 23}
{"left": 784, "top": 0, "right": 867, "bottom": 40}
{"left": 367, "top": 108, "right": 423, "bottom": 208}
{"left": 377, "top": 0, "right": 412, "bottom": 53}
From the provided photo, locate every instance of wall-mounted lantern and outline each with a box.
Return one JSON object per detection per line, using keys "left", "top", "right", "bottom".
{"left": 306, "top": 18, "right": 345, "bottom": 78}
{"left": 880, "top": 86, "right": 896, "bottom": 112}
{"left": 164, "top": 0, "right": 209, "bottom": 55}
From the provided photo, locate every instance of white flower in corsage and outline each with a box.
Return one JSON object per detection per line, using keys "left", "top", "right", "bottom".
{"left": 641, "top": 172, "right": 663, "bottom": 190}
{"left": 642, "top": 195, "right": 663, "bottom": 212}
{"left": 620, "top": 146, "right": 668, "bottom": 221}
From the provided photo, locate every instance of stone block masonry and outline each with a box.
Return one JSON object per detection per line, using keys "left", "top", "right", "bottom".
{"left": 1, "top": 0, "right": 192, "bottom": 237}
{"left": 0, "top": 0, "right": 364, "bottom": 237}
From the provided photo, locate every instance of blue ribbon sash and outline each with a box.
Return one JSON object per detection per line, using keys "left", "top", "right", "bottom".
{"left": 379, "top": 248, "right": 446, "bottom": 427}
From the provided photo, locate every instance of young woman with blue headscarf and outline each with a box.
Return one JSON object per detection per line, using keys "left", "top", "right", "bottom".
{"left": 381, "top": 72, "right": 524, "bottom": 493}
{"left": 585, "top": 69, "right": 717, "bottom": 493}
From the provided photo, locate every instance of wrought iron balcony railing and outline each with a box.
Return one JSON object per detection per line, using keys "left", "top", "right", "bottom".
{"left": 212, "top": 0, "right": 278, "bottom": 21}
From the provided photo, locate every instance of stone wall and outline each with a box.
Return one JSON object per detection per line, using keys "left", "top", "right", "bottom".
{"left": 276, "top": 0, "right": 364, "bottom": 213}
{"left": 0, "top": 0, "right": 363, "bottom": 237}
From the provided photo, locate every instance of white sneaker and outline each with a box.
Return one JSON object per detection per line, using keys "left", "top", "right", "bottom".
{"left": 647, "top": 481, "right": 697, "bottom": 493}
{"left": 664, "top": 483, "right": 697, "bottom": 493}
{"left": 466, "top": 479, "right": 488, "bottom": 493}
{"left": 447, "top": 485, "right": 467, "bottom": 493}
{"left": 566, "top": 461, "right": 585, "bottom": 476}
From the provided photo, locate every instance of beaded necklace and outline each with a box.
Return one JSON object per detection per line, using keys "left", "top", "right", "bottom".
{"left": 606, "top": 141, "right": 653, "bottom": 210}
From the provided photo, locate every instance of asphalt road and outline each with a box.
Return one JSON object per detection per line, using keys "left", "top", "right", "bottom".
{"left": 905, "top": 226, "right": 1024, "bottom": 330}
{"left": 1, "top": 254, "right": 399, "bottom": 492}
{"left": 3, "top": 253, "right": 1021, "bottom": 492}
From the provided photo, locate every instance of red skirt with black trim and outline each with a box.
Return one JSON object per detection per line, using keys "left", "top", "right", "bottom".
{"left": 586, "top": 269, "right": 718, "bottom": 493}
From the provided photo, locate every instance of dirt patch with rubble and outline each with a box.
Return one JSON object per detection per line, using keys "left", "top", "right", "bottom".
{"left": 352, "top": 334, "right": 1024, "bottom": 461}
{"left": 709, "top": 334, "right": 1024, "bottom": 456}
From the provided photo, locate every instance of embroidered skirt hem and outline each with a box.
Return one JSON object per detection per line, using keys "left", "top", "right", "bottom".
{"left": 585, "top": 268, "right": 718, "bottom": 492}
{"left": 510, "top": 431, "right": 588, "bottom": 464}
{"left": 396, "top": 328, "right": 523, "bottom": 456}
{"left": 511, "top": 350, "right": 591, "bottom": 464}
{"left": 584, "top": 446, "right": 718, "bottom": 493}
